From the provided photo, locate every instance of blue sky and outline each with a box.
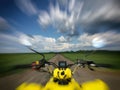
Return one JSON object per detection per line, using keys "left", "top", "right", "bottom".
{"left": 0, "top": 0, "right": 120, "bottom": 53}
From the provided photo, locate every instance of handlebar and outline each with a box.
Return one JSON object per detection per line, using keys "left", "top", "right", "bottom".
{"left": 14, "top": 58, "right": 112, "bottom": 73}
{"left": 14, "top": 60, "right": 107, "bottom": 68}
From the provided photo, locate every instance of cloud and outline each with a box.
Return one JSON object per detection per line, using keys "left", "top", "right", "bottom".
{"left": 38, "top": 0, "right": 120, "bottom": 36}
{"left": 0, "top": 33, "right": 18, "bottom": 43}
{"left": 15, "top": 0, "right": 120, "bottom": 35}
{"left": 0, "top": 16, "right": 20, "bottom": 34}
{"left": 18, "top": 31, "right": 120, "bottom": 52}
{"left": 21, "top": 35, "right": 70, "bottom": 52}
{"left": 0, "top": 30, "right": 120, "bottom": 53}
{"left": 77, "top": 31, "right": 120, "bottom": 50}
{"left": 79, "top": 0, "right": 120, "bottom": 34}
{"left": 57, "top": 36, "right": 67, "bottom": 43}
{"left": 0, "top": 17, "right": 11, "bottom": 31}
{"left": 0, "top": 17, "right": 74, "bottom": 52}
{"left": 24, "top": 35, "right": 72, "bottom": 52}
{"left": 0, "top": 33, "right": 29, "bottom": 53}
{"left": 15, "top": 0, "right": 38, "bottom": 15}
{"left": 38, "top": 0, "right": 84, "bottom": 37}
{"left": 0, "top": 17, "right": 20, "bottom": 52}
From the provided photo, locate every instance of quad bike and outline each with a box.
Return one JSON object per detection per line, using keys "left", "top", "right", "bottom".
{"left": 16, "top": 48, "right": 110, "bottom": 90}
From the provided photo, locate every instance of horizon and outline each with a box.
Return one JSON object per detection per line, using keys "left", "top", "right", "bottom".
{"left": 0, "top": 49, "right": 120, "bottom": 54}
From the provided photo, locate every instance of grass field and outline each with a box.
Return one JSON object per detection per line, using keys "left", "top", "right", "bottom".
{"left": 61, "top": 51, "right": 120, "bottom": 69}
{"left": 0, "top": 53, "right": 55, "bottom": 76}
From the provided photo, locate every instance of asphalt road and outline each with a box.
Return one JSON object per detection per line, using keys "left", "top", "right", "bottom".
{"left": 0, "top": 54, "right": 120, "bottom": 90}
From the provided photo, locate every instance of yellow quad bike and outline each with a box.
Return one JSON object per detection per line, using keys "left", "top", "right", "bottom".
{"left": 16, "top": 49, "right": 110, "bottom": 90}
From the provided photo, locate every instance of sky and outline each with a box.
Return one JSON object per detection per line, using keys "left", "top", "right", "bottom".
{"left": 0, "top": 0, "right": 120, "bottom": 53}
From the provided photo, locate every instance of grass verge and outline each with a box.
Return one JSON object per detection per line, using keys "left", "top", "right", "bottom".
{"left": 0, "top": 53, "right": 55, "bottom": 77}
{"left": 61, "top": 51, "right": 120, "bottom": 69}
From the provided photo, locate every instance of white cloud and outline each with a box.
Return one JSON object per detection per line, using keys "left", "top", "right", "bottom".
{"left": 0, "top": 31, "right": 120, "bottom": 53}
{"left": 69, "top": 0, "right": 75, "bottom": 12}
{"left": 38, "top": 0, "right": 84, "bottom": 36}
{"left": 57, "top": 36, "right": 67, "bottom": 43}
{"left": 29, "top": 35, "right": 72, "bottom": 52}
{"left": 80, "top": 2, "right": 120, "bottom": 25}
{"left": 15, "top": 0, "right": 120, "bottom": 34}
{"left": 15, "top": 0, "right": 38, "bottom": 15}
{"left": 14, "top": 33, "right": 72, "bottom": 52}
{"left": 0, "top": 33, "right": 30, "bottom": 53}
{"left": 0, "top": 33, "right": 18, "bottom": 43}
{"left": 92, "top": 37, "right": 106, "bottom": 48}
{"left": 78, "top": 33, "right": 93, "bottom": 47}
{"left": 21, "top": 31, "right": 120, "bottom": 51}
{"left": 38, "top": 11, "right": 51, "bottom": 26}
{"left": 38, "top": 0, "right": 120, "bottom": 36}
{"left": 77, "top": 31, "right": 120, "bottom": 50}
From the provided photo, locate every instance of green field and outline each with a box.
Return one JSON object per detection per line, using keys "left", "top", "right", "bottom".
{"left": 61, "top": 51, "right": 120, "bottom": 69}
{"left": 0, "top": 53, "right": 55, "bottom": 76}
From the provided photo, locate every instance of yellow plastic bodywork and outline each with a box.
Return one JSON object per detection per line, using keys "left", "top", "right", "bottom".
{"left": 53, "top": 68, "right": 72, "bottom": 79}
{"left": 82, "top": 79, "right": 109, "bottom": 90}
{"left": 16, "top": 78, "right": 81, "bottom": 90}
{"left": 43, "top": 78, "right": 81, "bottom": 90}
{"left": 16, "top": 83, "right": 42, "bottom": 90}
{"left": 16, "top": 78, "right": 109, "bottom": 90}
{"left": 16, "top": 68, "right": 109, "bottom": 90}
